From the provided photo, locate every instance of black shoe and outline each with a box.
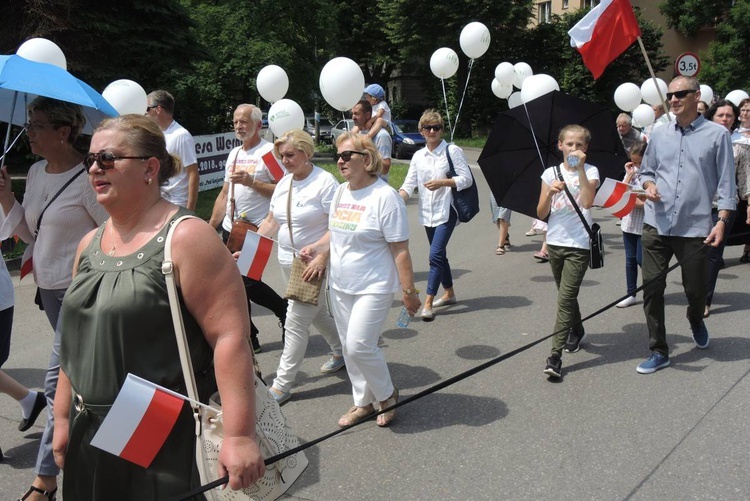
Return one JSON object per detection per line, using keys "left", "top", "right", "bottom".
{"left": 563, "top": 326, "right": 586, "bottom": 353}
{"left": 543, "top": 354, "right": 562, "bottom": 378}
{"left": 19, "top": 392, "right": 47, "bottom": 432}
{"left": 250, "top": 335, "right": 262, "bottom": 354}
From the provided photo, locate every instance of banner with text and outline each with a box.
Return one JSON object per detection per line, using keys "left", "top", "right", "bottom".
{"left": 194, "top": 132, "right": 242, "bottom": 192}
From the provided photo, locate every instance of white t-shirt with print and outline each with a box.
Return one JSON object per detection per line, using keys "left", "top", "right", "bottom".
{"left": 329, "top": 179, "right": 409, "bottom": 295}
{"left": 222, "top": 139, "right": 283, "bottom": 230}
{"left": 269, "top": 166, "right": 339, "bottom": 266}
{"left": 541, "top": 163, "right": 600, "bottom": 250}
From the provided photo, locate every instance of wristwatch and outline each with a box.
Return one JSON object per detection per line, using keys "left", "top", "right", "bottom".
{"left": 403, "top": 288, "right": 418, "bottom": 295}
{"left": 718, "top": 216, "right": 729, "bottom": 224}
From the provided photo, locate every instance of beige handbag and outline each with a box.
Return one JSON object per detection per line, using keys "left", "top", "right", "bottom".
{"left": 226, "top": 154, "right": 259, "bottom": 253}
{"left": 163, "top": 216, "right": 308, "bottom": 500}
{"left": 283, "top": 177, "right": 324, "bottom": 305}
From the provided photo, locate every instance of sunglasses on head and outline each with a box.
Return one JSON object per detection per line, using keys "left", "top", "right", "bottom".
{"left": 84, "top": 152, "right": 151, "bottom": 171}
{"left": 421, "top": 125, "right": 443, "bottom": 132}
{"left": 334, "top": 150, "right": 366, "bottom": 162}
{"left": 666, "top": 89, "right": 698, "bottom": 100}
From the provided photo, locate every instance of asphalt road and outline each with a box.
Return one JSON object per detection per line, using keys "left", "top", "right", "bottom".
{"left": 2, "top": 148, "right": 750, "bottom": 500}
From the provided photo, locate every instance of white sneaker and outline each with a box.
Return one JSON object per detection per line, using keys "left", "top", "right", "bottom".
{"left": 616, "top": 295, "right": 637, "bottom": 308}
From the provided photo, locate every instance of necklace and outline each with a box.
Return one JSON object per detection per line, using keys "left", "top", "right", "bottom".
{"left": 107, "top": 220, "right": 142, "bottom": 256}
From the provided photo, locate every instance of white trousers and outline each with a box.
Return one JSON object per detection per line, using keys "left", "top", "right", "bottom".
{"left": 272, "top": 265, "right": 342, "bottom": 393}
{"left": 330, "top": 289, "right": 394, "bottom": 407}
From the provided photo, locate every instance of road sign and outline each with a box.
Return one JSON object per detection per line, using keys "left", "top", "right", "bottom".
{"left": 675, "top": 52, "right": 700, "bottom": 77}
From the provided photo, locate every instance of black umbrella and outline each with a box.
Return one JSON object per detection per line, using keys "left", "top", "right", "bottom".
{"left": 478, "top": 90, "right": 628, "bottom": 219}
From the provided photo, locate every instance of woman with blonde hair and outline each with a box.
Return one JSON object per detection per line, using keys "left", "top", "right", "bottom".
{"left": 256, "top": 129, "right": 344, "bottom": 405}
{"left": 301, "top": 132, "right": 420, "bottom": 428}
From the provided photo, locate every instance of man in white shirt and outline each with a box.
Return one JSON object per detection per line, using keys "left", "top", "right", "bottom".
{"left": 209, "top": 103, "right": 287, "bottom": 353}
{"left": 352, "top": 100, "right": 392, "bottom": 180}
{"left": 146, "top": 90, "right": 199, "bottom": 210}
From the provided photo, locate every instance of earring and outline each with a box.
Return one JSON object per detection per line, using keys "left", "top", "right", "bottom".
{"left": 146, "top": 178, "right": 153, "bottom": 185}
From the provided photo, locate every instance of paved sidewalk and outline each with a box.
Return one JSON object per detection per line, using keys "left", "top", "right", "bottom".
{"left": 2, "top": 153, "right": 749, "bottom": 500}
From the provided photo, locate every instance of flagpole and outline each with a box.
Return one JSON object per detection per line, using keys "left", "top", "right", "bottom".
{"left": 637, "top": 36, "right": 670, "bottom": 116}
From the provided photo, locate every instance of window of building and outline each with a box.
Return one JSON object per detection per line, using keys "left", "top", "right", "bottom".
{"left": 583, "top": 0, "right": 601, "bottom": 8}
{"left": 538, "top": 1, "right": 552, "bottom": 24}
{"left": 562, "top": 0, "right": 569, "bottom": 9}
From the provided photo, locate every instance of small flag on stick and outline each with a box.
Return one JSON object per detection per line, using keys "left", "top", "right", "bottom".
{"left": 236, "top": 231, "right": 273, "bottom": 280}
{"left": 261, "top": 151, "right": 285, "bottom": 182}
{"left": 594, "top": 178, "right": 638, "bottom": 218}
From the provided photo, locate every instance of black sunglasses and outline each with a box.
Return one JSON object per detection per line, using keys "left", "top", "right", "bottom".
{"left": 334, "top": 150, "right": 367, "bottom": 162}
{"left": 421, "top": 125, "right": 443, "bottom": 132}
{"left": 146, "top": 105, "right": 160, "bottom": 110}
{"left": 666, "top": 89, "right": 698, "bottom": 100}
{"left": 84, "top": 152, "right": 150, "bottom": 171}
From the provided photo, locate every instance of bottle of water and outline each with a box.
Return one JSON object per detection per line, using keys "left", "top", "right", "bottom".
{"left": 566, "top": 155, "right": 580, "bottom": 168}
{"left": 396, "top": 306, "right": 411, "bottom": 328}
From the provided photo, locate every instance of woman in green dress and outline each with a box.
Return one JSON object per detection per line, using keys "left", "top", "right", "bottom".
{"left": 51, "top": 115, "right": 264, "bottom": 499}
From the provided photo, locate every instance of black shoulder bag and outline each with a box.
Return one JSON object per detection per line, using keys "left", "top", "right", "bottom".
{"left": 445, "top": 145, "right": 479, "bottom": 223}
{"left": 32, "top": 167, "right": 87, "bottom": 309}
{"left": 554, "top": 165, "right": 604, "bottom": 269}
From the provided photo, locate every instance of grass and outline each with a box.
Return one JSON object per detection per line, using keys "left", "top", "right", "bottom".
{"left": 452, "top": 136, "right": 488, "bottom": 149}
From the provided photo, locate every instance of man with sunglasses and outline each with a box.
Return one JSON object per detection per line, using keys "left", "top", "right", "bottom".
{"left": 635, "top": 76, "right": 736, "bottom": 374}
{"left": 351, "top": 99, "right": 392, "bottom": 181}
{"left": 145, "top": 90, "right": 199, "bottom": 210}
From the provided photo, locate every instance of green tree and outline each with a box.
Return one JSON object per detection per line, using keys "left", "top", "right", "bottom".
{"left": 659, "top": 0, "right": 731, "bottom": 37}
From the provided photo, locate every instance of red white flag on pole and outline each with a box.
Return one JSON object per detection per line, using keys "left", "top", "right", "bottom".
{"left": 19, "top": 242, "right": 33, "bottom": 280}
{"left": 568, "top": 0, "right": 641, "bottom": 79}
{"left": 594, "top": 178, "right": 637, "bottom": 218}
{"left": 90, "top": 374, "right": 185, "bottom": 468}
{"left": 236, "top": 231, "right": 273, "bottom": 280}
{"left": 261, "top": 151, "right": 285, "bottom": 182}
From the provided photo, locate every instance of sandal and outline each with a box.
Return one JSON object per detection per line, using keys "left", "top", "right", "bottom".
{"left": 19, "top": 486, "right": 57, "bottom": 501}
{"left": 495, "top": 246, "right": 505, "bottom": 255}
{"left": 377, "top": 388, "right": 399, "bottom": 427}
{"left": 338, "top": 404, "right": 374, "bottom": 428}
{"left": 533, "top": 251, "right": 549, "bottom": 262}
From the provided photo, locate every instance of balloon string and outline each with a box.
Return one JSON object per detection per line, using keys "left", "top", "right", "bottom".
{"left": 521, "top": 101, "right": 547, "bottom": 171}
{"left": 451, "top": 58, "right": 474, "bottom": 143}
{"left": 0, "top": 128, "right": 25, "bottom": 165}
{"left": 441, "top": 78, "right": 453, "bottom": 134}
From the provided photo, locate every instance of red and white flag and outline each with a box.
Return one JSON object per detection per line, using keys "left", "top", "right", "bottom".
{"left": 568, "top": 0, "right": 641, "bottom": 79}
{"left": 90, "top": 374, "right": 185, "bottom": 468}
{"left": 19, "top": 242, "right": 33, "bottom": 280}
{"left": 236, "top": 231, "right": 273, "bottom": 280}
{"left": 261, "top": 151, "right": 285, "bottom": 182}
{"left": 594, "top": 178, "right": 637, "bottom": 218}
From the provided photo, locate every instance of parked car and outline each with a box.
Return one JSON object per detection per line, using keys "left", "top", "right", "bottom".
{"left": 392, "top": 119, "right": 426, "bottom": 159}
{"left": 303, "top": 115, "right": 334, "bottom": 144}
{"left": 262, "top": 111, "right": 268, "bottom": 128}
{"left": 331, "top": 119, "right": 355, "bottom": 142}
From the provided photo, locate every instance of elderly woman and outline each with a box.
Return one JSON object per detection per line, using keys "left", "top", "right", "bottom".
{"left": 0, "top": 97, "right": 108, "bottom": 501}
{"left": 302, "top": 132, "right": 420, "bottom": 428}
{"left": 50, "top": 115, "right": 264, "bottom": 499}
{"left": 399, "top": 109, "right": 473, "bottom": 321}
{"left": 255, "top": 130, "right": 344, "bottom": 405}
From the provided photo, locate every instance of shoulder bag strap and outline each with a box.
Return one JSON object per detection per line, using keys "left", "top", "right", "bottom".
{"left": 162, "top": 215, "right": 201, "bottom": 403}
{"left": 445, "top": 145, "right": 456, "bottom": 176}
{"left": 554, "top": 165, "right": 595, "bottom": 239}
{"left": 35, "top": 167, "right": 86, "bottom": 237}
{"left": 286, "top": 176, "right": 296, "bottom": 255}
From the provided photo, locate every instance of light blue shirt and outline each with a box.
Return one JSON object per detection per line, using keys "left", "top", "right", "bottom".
{"left": 640, "top": 114, "right": 736, "bottom": 238}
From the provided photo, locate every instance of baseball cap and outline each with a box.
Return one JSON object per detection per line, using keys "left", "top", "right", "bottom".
{"left": 364, "top": 84, "right": 385, "bottom": 100}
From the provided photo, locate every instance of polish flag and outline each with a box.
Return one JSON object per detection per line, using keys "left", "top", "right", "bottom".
{"left": 568, "top": 0, "right": 641, "bottom": 79}
{"left": 90, "top": 374, "right": 185, "bottom": 468}
{"left": 262, "top": 151, "right": 285, "bottom": 182}
{"left": 19, "top": 242, "right": 33, "bottom": 280}
{"left": 236, "top": 231, "right": 273, "bottom": 280}
{"left": 594, "top": 178, "right": 637, "bottom": 218}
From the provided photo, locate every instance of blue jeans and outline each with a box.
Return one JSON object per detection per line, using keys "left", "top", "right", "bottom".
{"left": 424, "top": 210, "right": 457, "bottom": 296}
{"left": 622, "top": 231, "right": 642, "bottom": 296}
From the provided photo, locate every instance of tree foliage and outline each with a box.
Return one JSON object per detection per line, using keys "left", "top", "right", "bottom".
{"left": 659, "top": 0, "right": 732, "bottom": 37}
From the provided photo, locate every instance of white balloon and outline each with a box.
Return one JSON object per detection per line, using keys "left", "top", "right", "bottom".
{"left": 429, "top": 48, "right": 460, "bottom": 79}
{"left": 513, "top": 62, "right": 533, "bottom": 89}
{"left": 508, "top": 92, "right": 523, "bottom": 109}
{"left": 491, "top": 79, "right": 513, "bottom": 99}
{"left": 640, "top": 78, "right": 668, "bottom": 106}
{"left": 614, "top": 83, "right": 642, "bottom": 112}
{"left": 319, "top": 57, "right": 365, "bottom": 112}
{"left": 459, "top": 22, "right": 491, "bottom": 59}
{"left": 268, "top": 99, "right": 305, "bottom": 137}
{"left": 521, "top": 74, "right": 560, "bottom": 104}
{"left": 494, "top": 62, "right": 515, "bottom": 87}
{"left": 102, "top": 79, "right": 147, "bottom": 115}
{"left": 16, "top": 38, "right": 67, "bottom": 69}
{"left": 699, "top": 84, "right": 714, "bottom": 105}
{"left": 632, "top": 104, "right": 655, "bottom": 128}
{"left": 725, "top": 89, "right": 750, "bottom": 107}
{"left": 256, "top": 65, "right": 289, "bottom": 103}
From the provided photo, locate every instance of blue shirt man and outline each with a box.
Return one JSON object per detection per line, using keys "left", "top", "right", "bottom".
{"left": 636, "top": 76, "right": 735, "bottom": 374}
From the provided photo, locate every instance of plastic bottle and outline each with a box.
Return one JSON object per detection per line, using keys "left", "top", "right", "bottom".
{"left": 396, "top": 306, "right": 411, "bottom": 328}
{"left": 566, "top": 155, "right": 580, "bottom": 168}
